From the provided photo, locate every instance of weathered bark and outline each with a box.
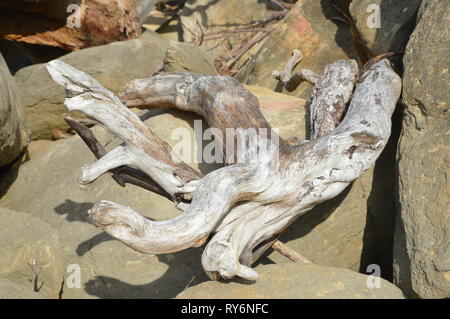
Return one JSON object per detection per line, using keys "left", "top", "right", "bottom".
{"left": 0, "top": 0, "right": 155, "bottom": 50}
{"left": 46, "top": 55, "right": 401, "bottom": 280}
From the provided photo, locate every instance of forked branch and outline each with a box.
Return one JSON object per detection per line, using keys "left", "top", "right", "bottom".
{"left": 46, "top": 56, "right": 401, "bottom": 280}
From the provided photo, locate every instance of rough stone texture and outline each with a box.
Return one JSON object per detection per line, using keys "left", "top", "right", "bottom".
{"left": 13, "top": 31, "right": 216, "bottom": 140}
{"left": 26, "top": 139, "right": 64, "bottom": 160}
{"left": 236, "top": 0, "right": 357, "bottom": 100}
{"left": 0, "top": 208, "right": 62, "bottom": 299}
{"left": 394, "top": 0, "right": 450, "bottom": 299}
{"left": 180, "top": 0, "right": 282, "bottom": 59}
{"left": 0, "top": 278, "right": 43, "bottom": 299}
{"left": 164, "top": 41, "right": 217, "bottom": 74}
{"left": 177, "top": 263, "right": 405, "bottom": 299}
{"left": 349, "top": 0, "right": 421, "bottom": 56}
{"left": 0, "top": 52, "right": 29, "bottom": 167}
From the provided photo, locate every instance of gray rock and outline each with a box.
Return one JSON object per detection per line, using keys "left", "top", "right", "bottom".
{"left": 0, "top": 53, "right": 29, "bottom": 167}
{"left": 236, "top": 0, "right": 357, "bottom": 100}
{"left": 14, "top": 31, "right": 216, "bottom": 140}
{"left": 0, "top": 208, "right": 62, "bottom": 299}
{"left": 349, "top": 0, "right": 421, "bottom": 56}
{"left": 177, "top": 263, "right": 405, "bottom": 299}
{"left": 394, "top": 0, "right": 450, "bottom": 299}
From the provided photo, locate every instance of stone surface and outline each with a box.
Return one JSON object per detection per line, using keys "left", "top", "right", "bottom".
{"left": 177, "top": 263, "right": 405, "bottom": 299}
{"left": 0, "top": 84, "right": 396, "bottom": 297}
{"left": 236, "top": 0, "right": 357, "bottom": 100}
{"left": 14, "top": 31, "right": 216, "bottom": 140}
{"left": 164, "top": 41, "right": 217, "bottom": 74}
{"left": 26, "top": 139, "right": 64, "bottom": 160}
{"left": 349, "top": 0, "right": 421, "bottom": 56}
{"left": 180, "top": 0, "right": 282, "bottom": 59}
{"left": 0, "top": 278, "right": 43, "bottom": 299}
{"left": 0, "top": 53, "right": 29, "bottom": 167}
{"left": 0, "top": 208, "right": 62, "bottom": 299}
{"left": 394, "top": 0, "right": 450, "bottom": 299}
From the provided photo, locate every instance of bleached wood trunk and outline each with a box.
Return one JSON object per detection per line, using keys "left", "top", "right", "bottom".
{"left": 46, "top": 55, "right": 401, "bottom": 280}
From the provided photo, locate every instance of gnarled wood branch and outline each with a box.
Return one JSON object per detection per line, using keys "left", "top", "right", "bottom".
{"left": 46, "top": 56, "right": 401, "bottom": 281}
{"left": 273, "top": 49, "right": 321, "bottom": 89}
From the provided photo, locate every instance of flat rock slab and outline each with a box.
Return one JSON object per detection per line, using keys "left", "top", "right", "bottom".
{"left": 0, "top": 278, "right": 43, "bottom": 299}
{"left": 177, "top": 263, "right": 405, "bottom": 299}
{"left": 0, "top": 208, "right": 62, "bottom": 298}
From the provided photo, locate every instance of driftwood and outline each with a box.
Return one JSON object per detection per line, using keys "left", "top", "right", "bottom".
{"left": 45, "top": 53, "right": 401, "bottom": 280}
{"left": 0, "top": 0, "right": 156, "bottom": 50}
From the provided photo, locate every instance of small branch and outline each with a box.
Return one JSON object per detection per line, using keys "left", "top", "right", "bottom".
{"left": 273, "top": 49, "right": 322, "bottom": 90}
{"left": 272, "top": 49, "right": 303, "bottom": 84}
{"left": 272, "top": 241, "right": 311, "bottom": 263}
{"left": 250, "top": 11, "right": 288, "bottom": 27}
{"left": 28, "top": 259, "right": 43, "bottom": 293}
{"left": 224, "top": 31, "right": 271, "bottom": 70}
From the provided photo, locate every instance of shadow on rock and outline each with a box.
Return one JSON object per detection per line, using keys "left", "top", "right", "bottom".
{"left": 83, "top": 248, "right": 210, "bottom": 299}
{"left": 54, "top": 199, "right": 94, "bottom": 223}
{"left": 359, "top": 103, "right": 403, "bottom": 281}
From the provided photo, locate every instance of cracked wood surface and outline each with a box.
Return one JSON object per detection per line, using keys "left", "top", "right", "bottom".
{"left": 46, "top": 57, "right": 401, "bottom": 281}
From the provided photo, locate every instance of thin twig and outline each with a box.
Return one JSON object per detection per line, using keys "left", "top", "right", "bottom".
{"left": 28, "top": 259, "right": 44, "bottom": 293}
{"left": 272, "top": 241, "right": 311, "bottom": 263}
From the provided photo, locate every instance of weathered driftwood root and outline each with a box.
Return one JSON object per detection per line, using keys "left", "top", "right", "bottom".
{"left": 65, "top": 110, "right": 306, "bottom": 264}
{"left": 46, "top": 56, "right": 401, "bottom": 280}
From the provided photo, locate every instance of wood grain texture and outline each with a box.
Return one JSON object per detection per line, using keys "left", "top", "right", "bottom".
{"left": 46, "top": 57, "right": 401, "bottom": 280}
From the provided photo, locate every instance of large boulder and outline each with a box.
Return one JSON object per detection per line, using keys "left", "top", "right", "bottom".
{"left": 13, "top": 31, "right": 216, "bottom": 140}
{"left": 177, "top": 263, "right": 405, "bottom": 299}
{"left": 0, "top": 208, "right": 62, "bottom": 299}
{"left": 349, "top": 0, "right": 421, "bottom": 56}
{"left": 0, "top": 53, "right": 28, "bottom": 167}
{"left": 394, "top": 0, "right": 450, "bottom": 299}
{"left": 236, "top": 0, "right": 357, "bottom": 100}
